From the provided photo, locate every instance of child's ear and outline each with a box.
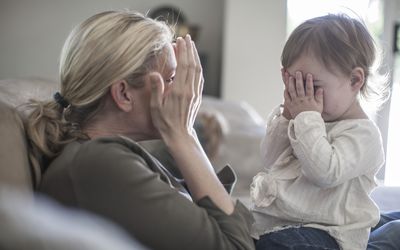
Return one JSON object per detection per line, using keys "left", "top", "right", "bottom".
{"left": 350, "top": 67, "right": 365, "bottom": 91}
{"left": 110, "top": 80, "right": 134, "bottom": 112}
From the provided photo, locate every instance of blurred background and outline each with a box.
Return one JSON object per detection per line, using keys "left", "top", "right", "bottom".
{"left": 0, "top": 0, "right": 399, "bottom": 186}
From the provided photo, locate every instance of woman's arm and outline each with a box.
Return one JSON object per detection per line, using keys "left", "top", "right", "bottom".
{"left": 149, "top": 35, "right": 235, "bottom": 214}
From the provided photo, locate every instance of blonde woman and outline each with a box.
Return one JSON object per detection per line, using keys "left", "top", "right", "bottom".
{"left": 26, "top": 10, "right": 254, "bottom": 250}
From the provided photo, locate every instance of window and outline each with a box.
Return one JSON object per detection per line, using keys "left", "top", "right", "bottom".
{"left": 385, "top": 54, "right": 400, "bottom": 186}
{"left": 287, "top": 0, "right": 383, "bottom": 36}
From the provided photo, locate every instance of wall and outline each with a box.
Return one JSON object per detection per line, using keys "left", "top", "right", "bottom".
{"left": 0, "top": 0, "right": 223, "bottom": 96}
{"left": 222, "top": 0, "right": 287, "bottom": 118}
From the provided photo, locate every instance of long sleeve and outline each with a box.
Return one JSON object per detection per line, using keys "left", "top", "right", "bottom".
{"left": 260, "top": 105, "right": 291, "bottom": 169}
{"left": 288, "top": 111, "right": 384, "bottom": 188}
{"left": 51, "top": 137, "right": 255, "bottom": 250}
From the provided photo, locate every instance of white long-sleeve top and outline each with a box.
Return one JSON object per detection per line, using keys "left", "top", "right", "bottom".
{"left": 250, "top": 106, "right": 385, "bottom": 250}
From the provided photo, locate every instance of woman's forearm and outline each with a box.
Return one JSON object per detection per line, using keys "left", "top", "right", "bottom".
{"left": 164, "top": 134, "right": 235, "bottom": 214}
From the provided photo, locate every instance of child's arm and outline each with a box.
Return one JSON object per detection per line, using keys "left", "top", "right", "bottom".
{"left": 260, "top": 105, "right": 291, "bottom": 168}
{"left": 260, "top": 69, "right": 294, "bottom": 168}
{"left": 288, "top": 112, "right": 384, "bottom": 188}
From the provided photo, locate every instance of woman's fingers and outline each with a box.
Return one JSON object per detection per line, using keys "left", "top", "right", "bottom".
{"left": 185, "top": 35, "right": 195, "bottom": 95}
{"left": 149, "top": 72, "right": 164, "bottom": 121}
{"left": 175, "top": 37, "right": 189, "bottom": 90}
{"left": 172, "top": 42, "right": 177, "bottom": 56}
{"left": 155, "top": 35, "right": 201, "bottom": 136}
{"left": 191, "top": 41, "right": 204, "bottom": 124}
{"left": 192, "top": 41, "right": 203, "bottom": 98}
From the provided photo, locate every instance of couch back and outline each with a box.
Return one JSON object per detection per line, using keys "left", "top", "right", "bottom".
{"left": 0, "top": 78, "right": 58, "bottom": 193}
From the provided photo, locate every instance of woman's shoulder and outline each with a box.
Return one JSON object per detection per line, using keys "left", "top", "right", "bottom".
{"left": 47, "top": 136, "right": 152, "bottom": 178}
{"left": 45, "top": 136, "right": 172, "bottom": 192}
{"left": 72, "top": 136, "right": 151, "bottom": 168}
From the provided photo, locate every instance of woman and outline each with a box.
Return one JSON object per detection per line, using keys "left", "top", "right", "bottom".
{"left": 26, "top": 10, "right": 254, "bottom": 250}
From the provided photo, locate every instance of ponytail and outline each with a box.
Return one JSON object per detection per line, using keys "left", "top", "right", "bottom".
{"left": 25, "top": 99, "right": 87, "bottom": 174}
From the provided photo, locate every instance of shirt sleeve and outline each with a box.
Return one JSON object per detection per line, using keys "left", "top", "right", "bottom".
{"left": 288, "top": 111, "right": 384, "bottom": 188}
{"left": 260, "top": 105, "right": 291, "bottom": 168}
{"left": 70, "top": 139, "right": 255, "bottom": 250}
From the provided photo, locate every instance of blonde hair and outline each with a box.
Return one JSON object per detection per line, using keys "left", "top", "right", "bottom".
{"left": 281, "top": 13, "right": 389, "bottom": 107}
{"left": 26, "top": 10, "right": 173, "bottom": 175}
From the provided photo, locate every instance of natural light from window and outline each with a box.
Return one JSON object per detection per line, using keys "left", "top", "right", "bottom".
{"left": 385, "top": 56, "right": 400, "bottom": 186}
{"left": 287, "top": 0, "right": 400, "bottom": 186}
{"left": 287, "top": 0, "right": 383, "bottom": 33}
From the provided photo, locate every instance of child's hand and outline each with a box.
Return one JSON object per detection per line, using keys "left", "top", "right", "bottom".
{"left": 281, "top": 69, "right": 292, "bottom": 120}
{"left": 284, "top": 71, "right": 323, "bottom": 118}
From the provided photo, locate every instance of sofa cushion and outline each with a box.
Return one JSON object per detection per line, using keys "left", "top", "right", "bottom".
{"left": 0, "top": 78, "right": 58, "bottom": 108}
{"left": 0, "top": 101, "right": 33, "bottom": 192}
{"left": 0, "top": 78, "right": 58, "bottom": 191}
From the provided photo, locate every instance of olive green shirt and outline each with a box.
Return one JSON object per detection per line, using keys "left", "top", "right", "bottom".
{"left": 39, "top": 136, "right": 255, "bottom": 250}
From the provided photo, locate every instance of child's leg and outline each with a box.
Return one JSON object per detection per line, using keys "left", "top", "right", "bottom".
{"left": 256, "top": 227, "right": 339, "bottom": 250}
{"left": 371, "top": 211, "right": 400, "bottom": 232}
{"left": 368, "top": 219, "right": 400, "bottom": 250}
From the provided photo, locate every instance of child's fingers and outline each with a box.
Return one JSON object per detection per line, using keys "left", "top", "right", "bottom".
{"left": 315, "top": 87, "right": 324, "bottom": 105}
{"left": 281, "top": 68, "right": 290, "bottom": 87}
{"left": 281, "top": 68, "right": 285, "bottom": 83}
{"left": 295, "top": 71, "right": 305, "bottom": 97}
{"left": 287, "top": 76, "right": 297, "bottom": 99}
{"left": 284, "top": 88, "right": 291, "bottom": 103}
{"left": 305, "top": 73, "right": 314, "bottom": 97}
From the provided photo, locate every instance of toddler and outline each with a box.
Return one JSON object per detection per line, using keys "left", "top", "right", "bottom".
{"left": 251, "top": 13, "right": 388, "bottom": 250}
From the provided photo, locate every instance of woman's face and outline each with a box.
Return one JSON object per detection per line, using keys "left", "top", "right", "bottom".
{"left": 130, "top": 43, "right": 177, "bottom": 139}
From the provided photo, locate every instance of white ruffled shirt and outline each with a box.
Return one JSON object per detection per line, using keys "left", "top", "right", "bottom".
{"left": 250, "top": 106, "right": 384, "bottom": 250}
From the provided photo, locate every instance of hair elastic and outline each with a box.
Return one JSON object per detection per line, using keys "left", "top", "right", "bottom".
{"left": 53, "top": 92, "right": 70, "bottom": 108}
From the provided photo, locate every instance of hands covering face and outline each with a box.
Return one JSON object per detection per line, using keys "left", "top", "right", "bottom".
{"left": 281, "top": 69, "right": 323, "bottom": 119}
{"left": 149, "top": 35, "right": 204, "bottom": 140}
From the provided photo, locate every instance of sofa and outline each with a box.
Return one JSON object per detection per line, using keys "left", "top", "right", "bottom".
{"left": 0, "top": 77, "right": 399, "bottom": 248}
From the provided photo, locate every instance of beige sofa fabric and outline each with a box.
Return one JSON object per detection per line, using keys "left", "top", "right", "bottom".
{"left": 0, "top": 102, "right": 33, "bottom": 192}
{"left": 0, "top": 78, "right": 58, "bottom": 192}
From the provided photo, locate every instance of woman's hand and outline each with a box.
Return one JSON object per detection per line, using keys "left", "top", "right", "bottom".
{"left": 149, "top": 36, "right": 234, "bottom": 214}
{"left": 284, "top": 71, "right": 323, "bottom": 118}
{"left": 150, "top": 35, "right": 204, "bottom": 142}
